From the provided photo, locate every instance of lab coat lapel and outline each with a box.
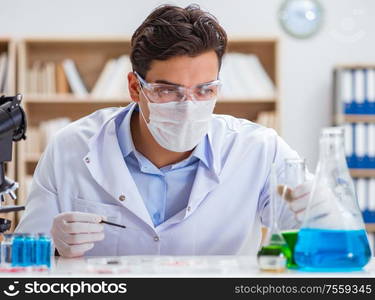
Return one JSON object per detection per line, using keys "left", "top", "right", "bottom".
{"left": 84, "top": 111, "right": 155, "bottom": 229}
{"left": 156, "top": 161, "right": 220, "bottom": 232}
{"left": 156, "top": 132, "right": 221, "bottom": 231}
{"left": 187, "top": 132, "right": 221, "bottom": 213}
{"left": 187, "top": 161, "right": 220, "bottom": 211}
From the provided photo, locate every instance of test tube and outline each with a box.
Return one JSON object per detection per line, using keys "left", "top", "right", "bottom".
{"left": 23, "top": 234, "right": 36, "bottom": 267}
{"left": 12, "top": 233, "right": 25, "bottom": 267}
{"left": 36, "top": 233, "right": 52, "bottom": 268}
{"left": 0, "top": 234, "right": 13, "bottom": 267}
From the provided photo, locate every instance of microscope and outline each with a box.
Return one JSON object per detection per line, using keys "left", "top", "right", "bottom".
{"left": 0, "top": 94, "right": 27, "bottom": 233}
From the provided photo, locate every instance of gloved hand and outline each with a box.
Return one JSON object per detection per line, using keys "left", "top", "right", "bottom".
{"left": 279, "top": 180, "right": 351, "bottom": 228}
{"left": 51, "top": 212, "right": 105, "bottom": 258}
{"left": 278, "top": 180, "right": 313, "bottom": 223}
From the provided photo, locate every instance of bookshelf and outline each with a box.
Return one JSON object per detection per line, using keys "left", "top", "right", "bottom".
{"left": 333, "top": 65, "right": 375, "bottom": 232}
{"left": 0, "top": 38, "right": 17, "bottom": 231}
{"left": 16, "top": 37, "right": 280, "bottom": 221}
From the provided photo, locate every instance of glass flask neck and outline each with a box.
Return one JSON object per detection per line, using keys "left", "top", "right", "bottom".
{"left": 318, "top": 129, "right": 346, "bottom": 164}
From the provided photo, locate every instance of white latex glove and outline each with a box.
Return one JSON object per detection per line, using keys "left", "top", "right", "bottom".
{"left": 279, "top": 180, "right": 354, "bottom": 228}
{"left": 51, "top": 212, "right": 105, "bottom": 258}
{"left": 278, "top": 180, "right": 313, "bottom": 223}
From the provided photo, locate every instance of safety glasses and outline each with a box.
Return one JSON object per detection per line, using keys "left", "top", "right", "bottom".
{"left": 134, "top": 71, "right": 221, "bottom": 103}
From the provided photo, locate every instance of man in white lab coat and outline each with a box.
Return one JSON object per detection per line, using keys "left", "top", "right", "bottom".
{"left": 16, "top": 4, "right": 311, "bottom": 257}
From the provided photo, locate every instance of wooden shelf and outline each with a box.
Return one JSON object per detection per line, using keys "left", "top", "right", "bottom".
{"left": 350, "top": 169, "right": 375, "bottom": 178}
{"left": 337, "top": 114, "right": 375, "bottom": 123}
{"left": 335, "top": 64, "right": 375, "bottom": 69}
{"left": 218, "top": 97, "right": 276, "bottom": 103}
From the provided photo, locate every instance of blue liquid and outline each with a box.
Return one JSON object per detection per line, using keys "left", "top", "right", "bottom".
{"left": 23, "top": 236, "right": 36, "bottom": 266}
{"left": 12, "top": 235, "right": 25, "bottom": 267}
{"left": 11, "top": 234, "right": 52, "bottom": 268}
{"left": 35, "top": 236, "right": 52, "bottom": 268}
{"left": 295, "top": 228, "right": 371, "bottom": 271}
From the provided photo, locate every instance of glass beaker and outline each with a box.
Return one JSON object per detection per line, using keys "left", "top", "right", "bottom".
{"left": 257, "top": 163, "right": 291, "bottom": 272}
{"left": 294, "top": 127, "right": 371, "bottom": 271}
{"left": 279, "top": 158, "right": 307, "bottom": 269}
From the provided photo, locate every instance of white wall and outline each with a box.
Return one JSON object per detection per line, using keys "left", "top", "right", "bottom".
{"left": 1, "top": 0, "right": 374, "bottom": 169}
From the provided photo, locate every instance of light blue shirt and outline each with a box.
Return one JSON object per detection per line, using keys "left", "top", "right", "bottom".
{"left": 115, "top": 105, "right": 211, "bottom": 227}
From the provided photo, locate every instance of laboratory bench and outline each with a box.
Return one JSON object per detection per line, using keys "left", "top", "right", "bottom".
{"left": 1, "top": 256, "right": 375, "bottom": 278}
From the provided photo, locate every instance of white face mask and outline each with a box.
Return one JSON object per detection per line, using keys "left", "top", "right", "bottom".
{"left": 139, "top": 99, "right": 216, "bottom": 152}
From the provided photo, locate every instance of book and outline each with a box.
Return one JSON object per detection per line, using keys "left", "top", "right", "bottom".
{"left": 244, "top": 54, "right": 275, "bottom": 99}
{"left": 219, "top": 53, "right": 238, "bottom": 99}
{"left": 91, "top": 55, "right": 132, "bottom": 98}
{"left": 344, "top": 123, "right": 354, "bottom": 157}
{"left": 368, "top": 123, "right": 375, "bottom": 168}
{"left": 62, "top": 59, "right": 88, "bottom": 96}
{"left": 367, "top": 69, "right": 375, "bottom": 113}
{"left": 354, "top": 69, "right": 365, "bottom": 114}
{"left": 369, "top": 179, "right": 375, "bottom": 211}
{"left": 219, "top": 53, "right": 275, "bottom": 100}
{"left": 27, "top": 61, "right": 39, "bottom": 94}
{"left": 105, "top": 55, "right": 131, "bottom": 98}
{"left": 45, "top": 62, "right": 56, "bottom": 95}
{"left": 341, "top": 69, "right": 353, "bottom": 114}
{"left": 34, "top": 61, "right": 44, "bottom": 94}
{"left": 56, "top": 62, "right": 70, "bottom": 94}
{"left": 354, "top": 122, "right": 366, "bottom": 168}
{"left": 91, "top": 58, "right": 117, "bottom": 97}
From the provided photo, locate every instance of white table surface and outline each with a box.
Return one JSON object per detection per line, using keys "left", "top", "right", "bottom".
{"left": 2, "top": 256, "right": 375, "bottom": 278}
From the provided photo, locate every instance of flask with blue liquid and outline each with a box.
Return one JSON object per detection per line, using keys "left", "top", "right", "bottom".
{"left": 295, "top": 127, "right": 372, "bottom": 271}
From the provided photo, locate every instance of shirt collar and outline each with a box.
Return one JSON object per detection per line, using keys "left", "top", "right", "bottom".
{"left": 116, "top": 102, "right": 212, "bottom": 170}
{"left": 116, "top": 103, "right": 138, "bottom": 158}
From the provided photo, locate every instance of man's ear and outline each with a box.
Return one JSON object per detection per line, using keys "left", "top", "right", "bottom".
{"left": 128, "top": 72, "right": 141, "bottom": 102}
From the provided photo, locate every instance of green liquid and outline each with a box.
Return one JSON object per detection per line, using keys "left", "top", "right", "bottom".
{"left": 281, "top": 230, "right": 299, "bottom": 269}
{"left": 257, "top": 234, "right": 293, "bottom": 269}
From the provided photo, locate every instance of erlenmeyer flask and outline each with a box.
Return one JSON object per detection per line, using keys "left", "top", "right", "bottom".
{"left": 294, "top": 127, "right": 371, "bottom": 271}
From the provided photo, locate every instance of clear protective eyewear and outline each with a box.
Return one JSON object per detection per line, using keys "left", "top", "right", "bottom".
{"left": 134, "top": 71, "right": 221, "bottom": 103}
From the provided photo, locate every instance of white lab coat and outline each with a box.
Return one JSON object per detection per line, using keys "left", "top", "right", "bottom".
{"left": 16, "top": 103, "right": 301, "bottom": 256}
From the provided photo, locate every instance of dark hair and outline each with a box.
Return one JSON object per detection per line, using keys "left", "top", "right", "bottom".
{"left": 130, "top": 4, "right": 227, "bottom": 78}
